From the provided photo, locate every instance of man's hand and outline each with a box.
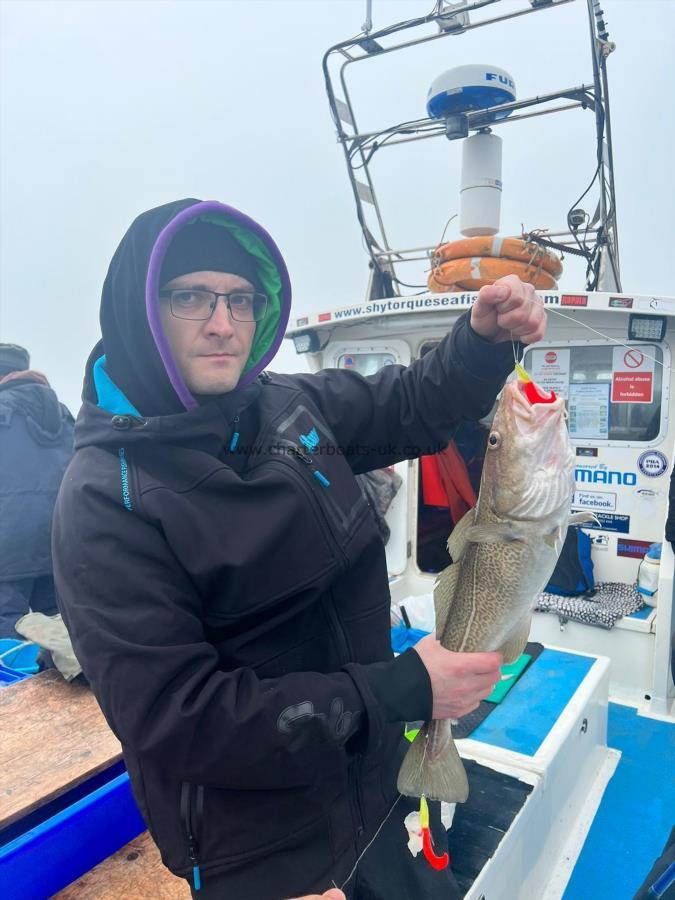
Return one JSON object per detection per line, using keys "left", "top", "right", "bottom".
{"left": 287, "top": 891, "right": 346, "bottom": 900}
{"left": 413, "top": 634, "right": 502, "bottom": 719}
{"left": 470, "top": 275, "right": 547, "bottom": 345}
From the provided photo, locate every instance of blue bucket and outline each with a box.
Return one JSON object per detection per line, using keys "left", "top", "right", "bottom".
{"left": 0, "top": 640, "right": 40, "bottom": 675}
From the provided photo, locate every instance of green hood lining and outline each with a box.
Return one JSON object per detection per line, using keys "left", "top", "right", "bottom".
{"left": 196, "top": 213, "right": 282, "bottom": 374}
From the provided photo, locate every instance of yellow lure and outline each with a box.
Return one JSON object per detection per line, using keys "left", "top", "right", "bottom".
{"left": 419, "top": 794, "right": 430, "bottom": 829}
{"left": 514, "top": 360, "right": 531, "bottom": 383}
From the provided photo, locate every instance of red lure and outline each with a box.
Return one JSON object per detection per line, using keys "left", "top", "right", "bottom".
{"left": 523, "top": 381, "right": 557, "bottom": 405}
{"left": 419, "top": 795, "right": 450, "bottom": 871}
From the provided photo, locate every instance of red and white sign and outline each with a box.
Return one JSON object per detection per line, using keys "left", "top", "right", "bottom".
{"left": 623, "top": 349, "right": 644, "bottom": 368}
{"left": 611, "top": 346, "right": 654, "bottom": 404}
{"left": 531, "top": 348, "right": 570, "bottom": 400}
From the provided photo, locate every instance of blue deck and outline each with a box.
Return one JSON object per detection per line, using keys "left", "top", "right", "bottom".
{"left": 471, "top": 648, "right": 596, "bottom": 756}
{"left": 564, "top": 702, "right": 675, "bottom": 899}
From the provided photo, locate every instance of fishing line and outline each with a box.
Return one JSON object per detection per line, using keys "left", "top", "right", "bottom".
{"left": 504, "top": 293, "right": 665, "bottom": 370}
{"left": 334, "top": 793, "right": 403, "bottom": 892}
{"left": 544, "top": 305, "right": 666, "bottom": 369}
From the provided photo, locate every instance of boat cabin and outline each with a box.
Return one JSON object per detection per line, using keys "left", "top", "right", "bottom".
{"left": 287, "top": 288, "right": 675, "bottom": 718}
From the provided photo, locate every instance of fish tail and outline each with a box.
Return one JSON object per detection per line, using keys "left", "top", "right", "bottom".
{"left": 397, "top": 720, "right": 469, "bottom": 804}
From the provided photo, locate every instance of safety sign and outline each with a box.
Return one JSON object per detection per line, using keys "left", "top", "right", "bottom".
{"left": 611, "top": 347, "right": 654, "bottom": 404}
{"left": 530, "top": 348, "right": 570, "bottom": 400}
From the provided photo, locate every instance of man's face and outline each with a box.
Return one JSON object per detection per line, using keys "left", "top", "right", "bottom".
{"left": 159, "top": 270, "right": 257, "bottom": 395}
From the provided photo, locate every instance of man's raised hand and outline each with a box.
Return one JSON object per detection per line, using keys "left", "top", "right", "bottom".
{"left": 469, "top": 274, "right": 547, "bottom": 345}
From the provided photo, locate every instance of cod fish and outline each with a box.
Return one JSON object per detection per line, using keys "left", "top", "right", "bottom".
{"left": 398, "top": 368, "right": 590, "bottom": 804}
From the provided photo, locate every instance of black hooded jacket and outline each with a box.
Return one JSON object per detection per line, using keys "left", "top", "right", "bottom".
{"left": 53, "top": 199, "right": 518, "bottom": 897}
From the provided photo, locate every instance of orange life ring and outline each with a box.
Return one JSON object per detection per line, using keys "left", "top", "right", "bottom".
{"left": 428, "top": 256, "right": 558, "bottom": 292}
{"left": 434, "top": 236, "right": 563, "bottom": 279}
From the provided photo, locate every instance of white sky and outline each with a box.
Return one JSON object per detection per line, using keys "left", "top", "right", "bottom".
{"left": 1, "top": 0, "right": 673, "bottom": 413}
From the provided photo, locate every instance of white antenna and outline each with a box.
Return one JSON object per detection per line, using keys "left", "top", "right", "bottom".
{"left": 362, "top": 0, "right": 373, "bottom": 35}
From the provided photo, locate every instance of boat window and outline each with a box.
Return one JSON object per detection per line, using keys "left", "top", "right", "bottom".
{"left": 337, "top": 352, "right": 396, "bottom": 376}
{"left": 523, "top": 344, "right": 663, "bottom": 443}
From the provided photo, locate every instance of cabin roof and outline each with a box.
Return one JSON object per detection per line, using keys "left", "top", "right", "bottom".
{"left": 285, "top": 290, "right": 675, "bottom": 336}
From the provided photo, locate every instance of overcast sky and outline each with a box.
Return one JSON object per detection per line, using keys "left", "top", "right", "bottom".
{"left": 1, "top": 0, "right": 673, "bottom": 413}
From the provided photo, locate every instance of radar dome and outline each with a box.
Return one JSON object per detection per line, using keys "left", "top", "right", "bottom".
{"left": 427, "top": 65, "right": 516, "bottom": 121}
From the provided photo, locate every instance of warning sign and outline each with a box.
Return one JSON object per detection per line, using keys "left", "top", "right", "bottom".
{"left": 611, "top": 346, "right": 654, "bottom": 404}
{"left": 531, "top": 348, "right": 570, "bottom": 400}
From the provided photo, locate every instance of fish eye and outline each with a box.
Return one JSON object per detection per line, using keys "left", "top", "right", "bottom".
{"left": 488, "top": 431, "right": 502, "bottom": 449}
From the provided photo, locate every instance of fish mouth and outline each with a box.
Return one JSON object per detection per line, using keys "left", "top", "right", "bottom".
{"left": 508, "top": 380, "right": 566, "bottom": 436}
{"left": 485, "top": 378, "right": 574, "bottom": 520}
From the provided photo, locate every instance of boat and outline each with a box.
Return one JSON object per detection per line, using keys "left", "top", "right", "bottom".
{"left": 285, "top": 1, "right": 675, "bottom": 897}
{"left": 1, "top": 1, "right": 673, "bottom": 898}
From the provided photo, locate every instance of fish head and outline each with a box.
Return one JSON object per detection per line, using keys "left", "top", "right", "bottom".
{"left": 480, "top": 377, "right": 574, "bottom": 523}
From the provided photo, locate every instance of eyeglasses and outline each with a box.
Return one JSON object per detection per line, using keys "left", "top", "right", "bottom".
{"left": 159, "top": 289, "right": 268, "bottom": 322}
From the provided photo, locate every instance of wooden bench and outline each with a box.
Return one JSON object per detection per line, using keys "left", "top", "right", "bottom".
{"left": 0, "top": 669, "right": 122, "bottom": 831}
{"left": 53, "top": 832, "right": 189, "bottom": 898}
{"left": 0, "top": 670, "right": 188, "bottom": 897}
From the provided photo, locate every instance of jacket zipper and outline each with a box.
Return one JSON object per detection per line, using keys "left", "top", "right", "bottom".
{"left": 321, "top": 592, "right": 352, "bottom": 666}
{"left": 180, "top": 782, "right": 203, "bottom": 891}
{"left": 348, "top": 759, "right": 365, "bottom": 838}
{"left": 286, "top": 443, "right": 332, "bottom": 491}
{"left": 267, "top": 445, "right": 350, "bottom": 571}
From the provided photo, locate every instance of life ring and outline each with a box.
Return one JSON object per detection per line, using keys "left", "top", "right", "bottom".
{"left": 433, "top": 236, "right": 563, "bottom": 278}
{"left": 428, "top": 256, "right": 558, "bottom": 292}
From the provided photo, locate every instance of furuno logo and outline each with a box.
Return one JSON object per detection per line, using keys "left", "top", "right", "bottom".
{"left": 485, "top": 72, "right": 515, "bottom": 89}
{"left": 575, "top": 465, "right": 637, "bottom": 486}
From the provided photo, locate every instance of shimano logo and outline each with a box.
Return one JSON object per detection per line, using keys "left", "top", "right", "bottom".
{"left": 486, "top": 72, "right": 515, "bottom": 89}
{"left": 575, "top": 467, "right": 637, "bottom": 486}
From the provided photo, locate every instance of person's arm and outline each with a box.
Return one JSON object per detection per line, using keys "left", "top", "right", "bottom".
{"left": 53, "top": 477, "right": 392, "bottom": 789}
{"left": 288, "top": 279, "right": 546, "bottom": 474}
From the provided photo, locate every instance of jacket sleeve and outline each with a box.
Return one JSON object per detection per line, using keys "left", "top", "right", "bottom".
{"left": 288, "top": 312, "right": 520, "bottom": 473}
{"left": 52, "top": 468, "right": 430, "bottom": 789}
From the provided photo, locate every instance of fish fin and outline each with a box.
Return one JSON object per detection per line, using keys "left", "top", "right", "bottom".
{"left": 568, "top": 511, "right": 601, "bottom": 527}
{"left": 498, "top": 617, "right": 532, "bottom": 664}
{"left": 397, "top": 720, "right": 469, "bottom": 804}
{"left": 447, "top": 507, "right": 476, "bottom": 562}
{"left": 465, "top": 523, "right": 521, "bottom": 544}
{"left": 543, "top": 525, "right": 564, "bottom": 549}
{"left": 434, "top": 562, "right": 460, "bottom": 634}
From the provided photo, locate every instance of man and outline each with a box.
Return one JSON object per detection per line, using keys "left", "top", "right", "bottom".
{"left": 0, "top": 344, "right": 74, "bottom": 638}
{"left": 53, "top": 198, "right": 546, "bottom": 899}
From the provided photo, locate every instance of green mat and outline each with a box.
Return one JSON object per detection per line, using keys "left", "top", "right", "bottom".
{"left": 485, "top": 653, "right": 531, "bottom": 704}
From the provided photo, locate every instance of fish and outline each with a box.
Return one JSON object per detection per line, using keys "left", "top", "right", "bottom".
{"left": 398, "top": 366, "right": 593, "bottom": 804}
